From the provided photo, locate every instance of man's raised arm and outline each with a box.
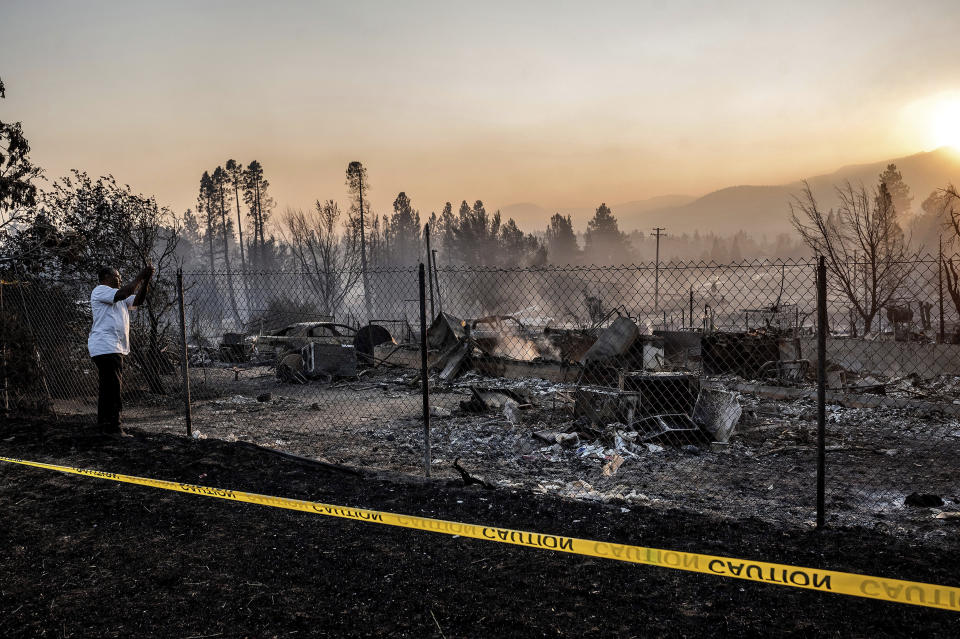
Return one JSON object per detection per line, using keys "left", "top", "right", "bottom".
{"left": 131, "top": 265, "right": 154, "bottom": 307}
{"left": 112, "top": 266, "right": 153, "bottom": 303}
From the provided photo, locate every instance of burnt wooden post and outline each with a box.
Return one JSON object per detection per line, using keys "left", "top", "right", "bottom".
{"left": 177, "top": 269, "right": 193, "bottom": 437}
{"left": 419, "top": 263, "right": 431, "bottom": 477}
{"left": 816, "top": 256, "right": 827, "bottom": 529}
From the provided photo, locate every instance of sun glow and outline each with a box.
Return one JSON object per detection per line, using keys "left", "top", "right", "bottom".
{"left": 930, "top": 96, "right": 960, "bottom": 150}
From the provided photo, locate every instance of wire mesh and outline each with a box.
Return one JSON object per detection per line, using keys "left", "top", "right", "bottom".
{"left": 817, "top": 255, "right": 960, "bottom": 524}
{"left": 3, "top": 256, "right": 958, "bottom": 531}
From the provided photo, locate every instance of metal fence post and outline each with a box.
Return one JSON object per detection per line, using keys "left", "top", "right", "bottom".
{"left": 939, "top": 236, "right": 945, "bottom": 344}
{"left": 1, "top": 280, "right": 7, "bottom": 415}
{"left": 816, "top": 256, "right": 827, "bottom": 529}
{"left": 176, "top": 269, "right": 193, "bottom": 438}
{"left": 431, "top": 248, "right": 443, "bottom": 315}
{"left": 419, "top": 263, "right": 431, "bottom": 477}
{"left": 425, "top": 224, "right": 435, "bottom": 319}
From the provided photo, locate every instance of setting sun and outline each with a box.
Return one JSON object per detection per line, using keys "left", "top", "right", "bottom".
{"left": 931, "top": 95, "right": 960, "bottom": 150}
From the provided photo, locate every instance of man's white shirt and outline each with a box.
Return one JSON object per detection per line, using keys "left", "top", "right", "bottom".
{"left": 88, "top": 285, "right": 137, "bottom": 357}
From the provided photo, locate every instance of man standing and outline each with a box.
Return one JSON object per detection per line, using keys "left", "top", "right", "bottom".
{"left": 88, "top": 264, "right": 154, "bottom": 436}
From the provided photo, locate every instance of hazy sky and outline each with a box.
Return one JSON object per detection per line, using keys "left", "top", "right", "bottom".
{"left": 2, "top": 0, "right": 959, "bottom": 226}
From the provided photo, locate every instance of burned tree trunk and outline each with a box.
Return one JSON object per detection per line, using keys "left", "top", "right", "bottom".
{"left": 943, "top": 257, "right": 960, "bottom": 320}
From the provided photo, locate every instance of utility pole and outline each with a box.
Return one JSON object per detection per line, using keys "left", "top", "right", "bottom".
{"left": 653, "top": 227, "right": 666, "bottom": 310}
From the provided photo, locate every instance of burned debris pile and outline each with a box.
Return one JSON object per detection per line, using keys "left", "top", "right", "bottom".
{"left": 702, "top": 331, "right": 782, "bottom": 379}
{"left": 196, "top": 320, "right": 397, "bottom": 384}
{"left": 190, "top": 301, "right": 960, "bottom": 490}
{"left": 201, "top": 307, "right": 749, "bottom": 472}
{"left": 425, "top": 312, "right": 592, "bottom": 382}
{"left": 424, "top": 312, "right": 743, "bottom": 466}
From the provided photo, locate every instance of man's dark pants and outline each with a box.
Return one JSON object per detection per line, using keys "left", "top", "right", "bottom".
{"left": 92, "top": 353, "right": 124, "bottom": 432}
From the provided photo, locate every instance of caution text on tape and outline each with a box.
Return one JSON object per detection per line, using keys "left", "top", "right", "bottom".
{"left": 1, "top": 455, "right": 957, "bottom": 612}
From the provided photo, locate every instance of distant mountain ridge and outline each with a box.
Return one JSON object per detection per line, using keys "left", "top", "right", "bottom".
{"left": 499, "top": 147, "right": 960, "bottom": 239}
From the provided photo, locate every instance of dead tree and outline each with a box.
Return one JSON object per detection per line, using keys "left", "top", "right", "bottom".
{"left": 280, "top": 202, "right": 363, "bottom": 319}
{"left": 213, "top": 166, "right": 242, "bottom": 328}
{"left": 127, "top": 207, "right": 182, "bottom": 395}
{"left": 944, "top": 257, "right": 960, "bottom": 323}
{"left": 937, "top": 185, "right": 960, "bottom": 320}
{"left": 791, "top": 180, "right": 912, "bottom": 334}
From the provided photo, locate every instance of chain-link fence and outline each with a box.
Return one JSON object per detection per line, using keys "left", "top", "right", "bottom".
{"left": 3, "top": 256, "right": 959, "bottom": 532}
{"left": 816, "top": 255, "right": 960, "bottom": 524}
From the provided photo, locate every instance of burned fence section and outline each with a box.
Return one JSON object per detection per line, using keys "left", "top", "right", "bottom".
{"left": 6, "top": 257, "right": 960, "bottom": 533}
{"left": 421, "top": 262, "right": 819, "bottom": 525}
{"left": 175, "top": 268, "right": 427, "bottom": 472}
{"left": 0, "top": 277, "right": 94, "bottom": 414}
{"left": 425, "top": 259, "right": 960, "bottom": 529}
{"left": 0, "top": 275, "right": 178, "bottom": 418}
{"left": 815, "top": 255, "right": 960, "bottom": 523}
{"left": 168, "top": 262, "right": 823, "bottom": 523}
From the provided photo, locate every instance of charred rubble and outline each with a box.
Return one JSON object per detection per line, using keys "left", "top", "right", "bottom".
{"left": 419, "top": 312, "right": 743, "bottom": 457}
{"left": 195, "top": 300, "right": 960, "bottom": 463}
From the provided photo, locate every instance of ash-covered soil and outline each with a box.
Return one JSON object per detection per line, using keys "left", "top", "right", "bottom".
{"left": 105, "top": 365, "right": 960, "bottom": 537}
{"left": 2, "top": 417, "right": 959, "bottom": 637}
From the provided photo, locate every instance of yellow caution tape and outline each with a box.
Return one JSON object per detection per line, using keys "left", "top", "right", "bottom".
{"left": 2, "top": 454, "right": 958, "bottom": 612}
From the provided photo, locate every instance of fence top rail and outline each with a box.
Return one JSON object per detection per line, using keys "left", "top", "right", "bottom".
{"left": 181, "top": 267, "right": 420, "bottom": 277}
{"left": 181, "top": 260, "right": 821, "bottom": 277}
{"left": 7, "top": 252, "right": 955, "bottom": 283}
{"left": 431, "top": 252, "right": 956, "bottom": 272}
{"left": 433, "top": 260, "right": 818, "bottom": 273}
{"left": 175, "top": 254, "right": 952, "bottom": 276}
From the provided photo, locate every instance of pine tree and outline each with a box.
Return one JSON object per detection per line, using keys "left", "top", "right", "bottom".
{"left": 198, "top": 171, "right": 217, "bottom": 277}
{"left": 389, "top": 192, "right": 421, "bottom": 265}
{"left": 584, "top": 203, "right": 630, "bottom": 264}
{"left": 438, "top": 201, "right": 455, "bottom": 260}
{"left": 212, "top": 165, "right": 241, "bottom": 326}
{"left": 346, "top": 161, "right": 373, "bottom": 319}
{"left": 545, "top": 213, "right": 580, "bottom": 264}
{"left": 880, "top": 164, "right": 913, "bottom": 218}
{"left": 499, "top": 218, "right": 546, "bottom": 267}
{"left": 225, "top": 159, "right": 247, "bottom": 275}
{"left": 242, "top": 160, "right": 273, "bottom": 267}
